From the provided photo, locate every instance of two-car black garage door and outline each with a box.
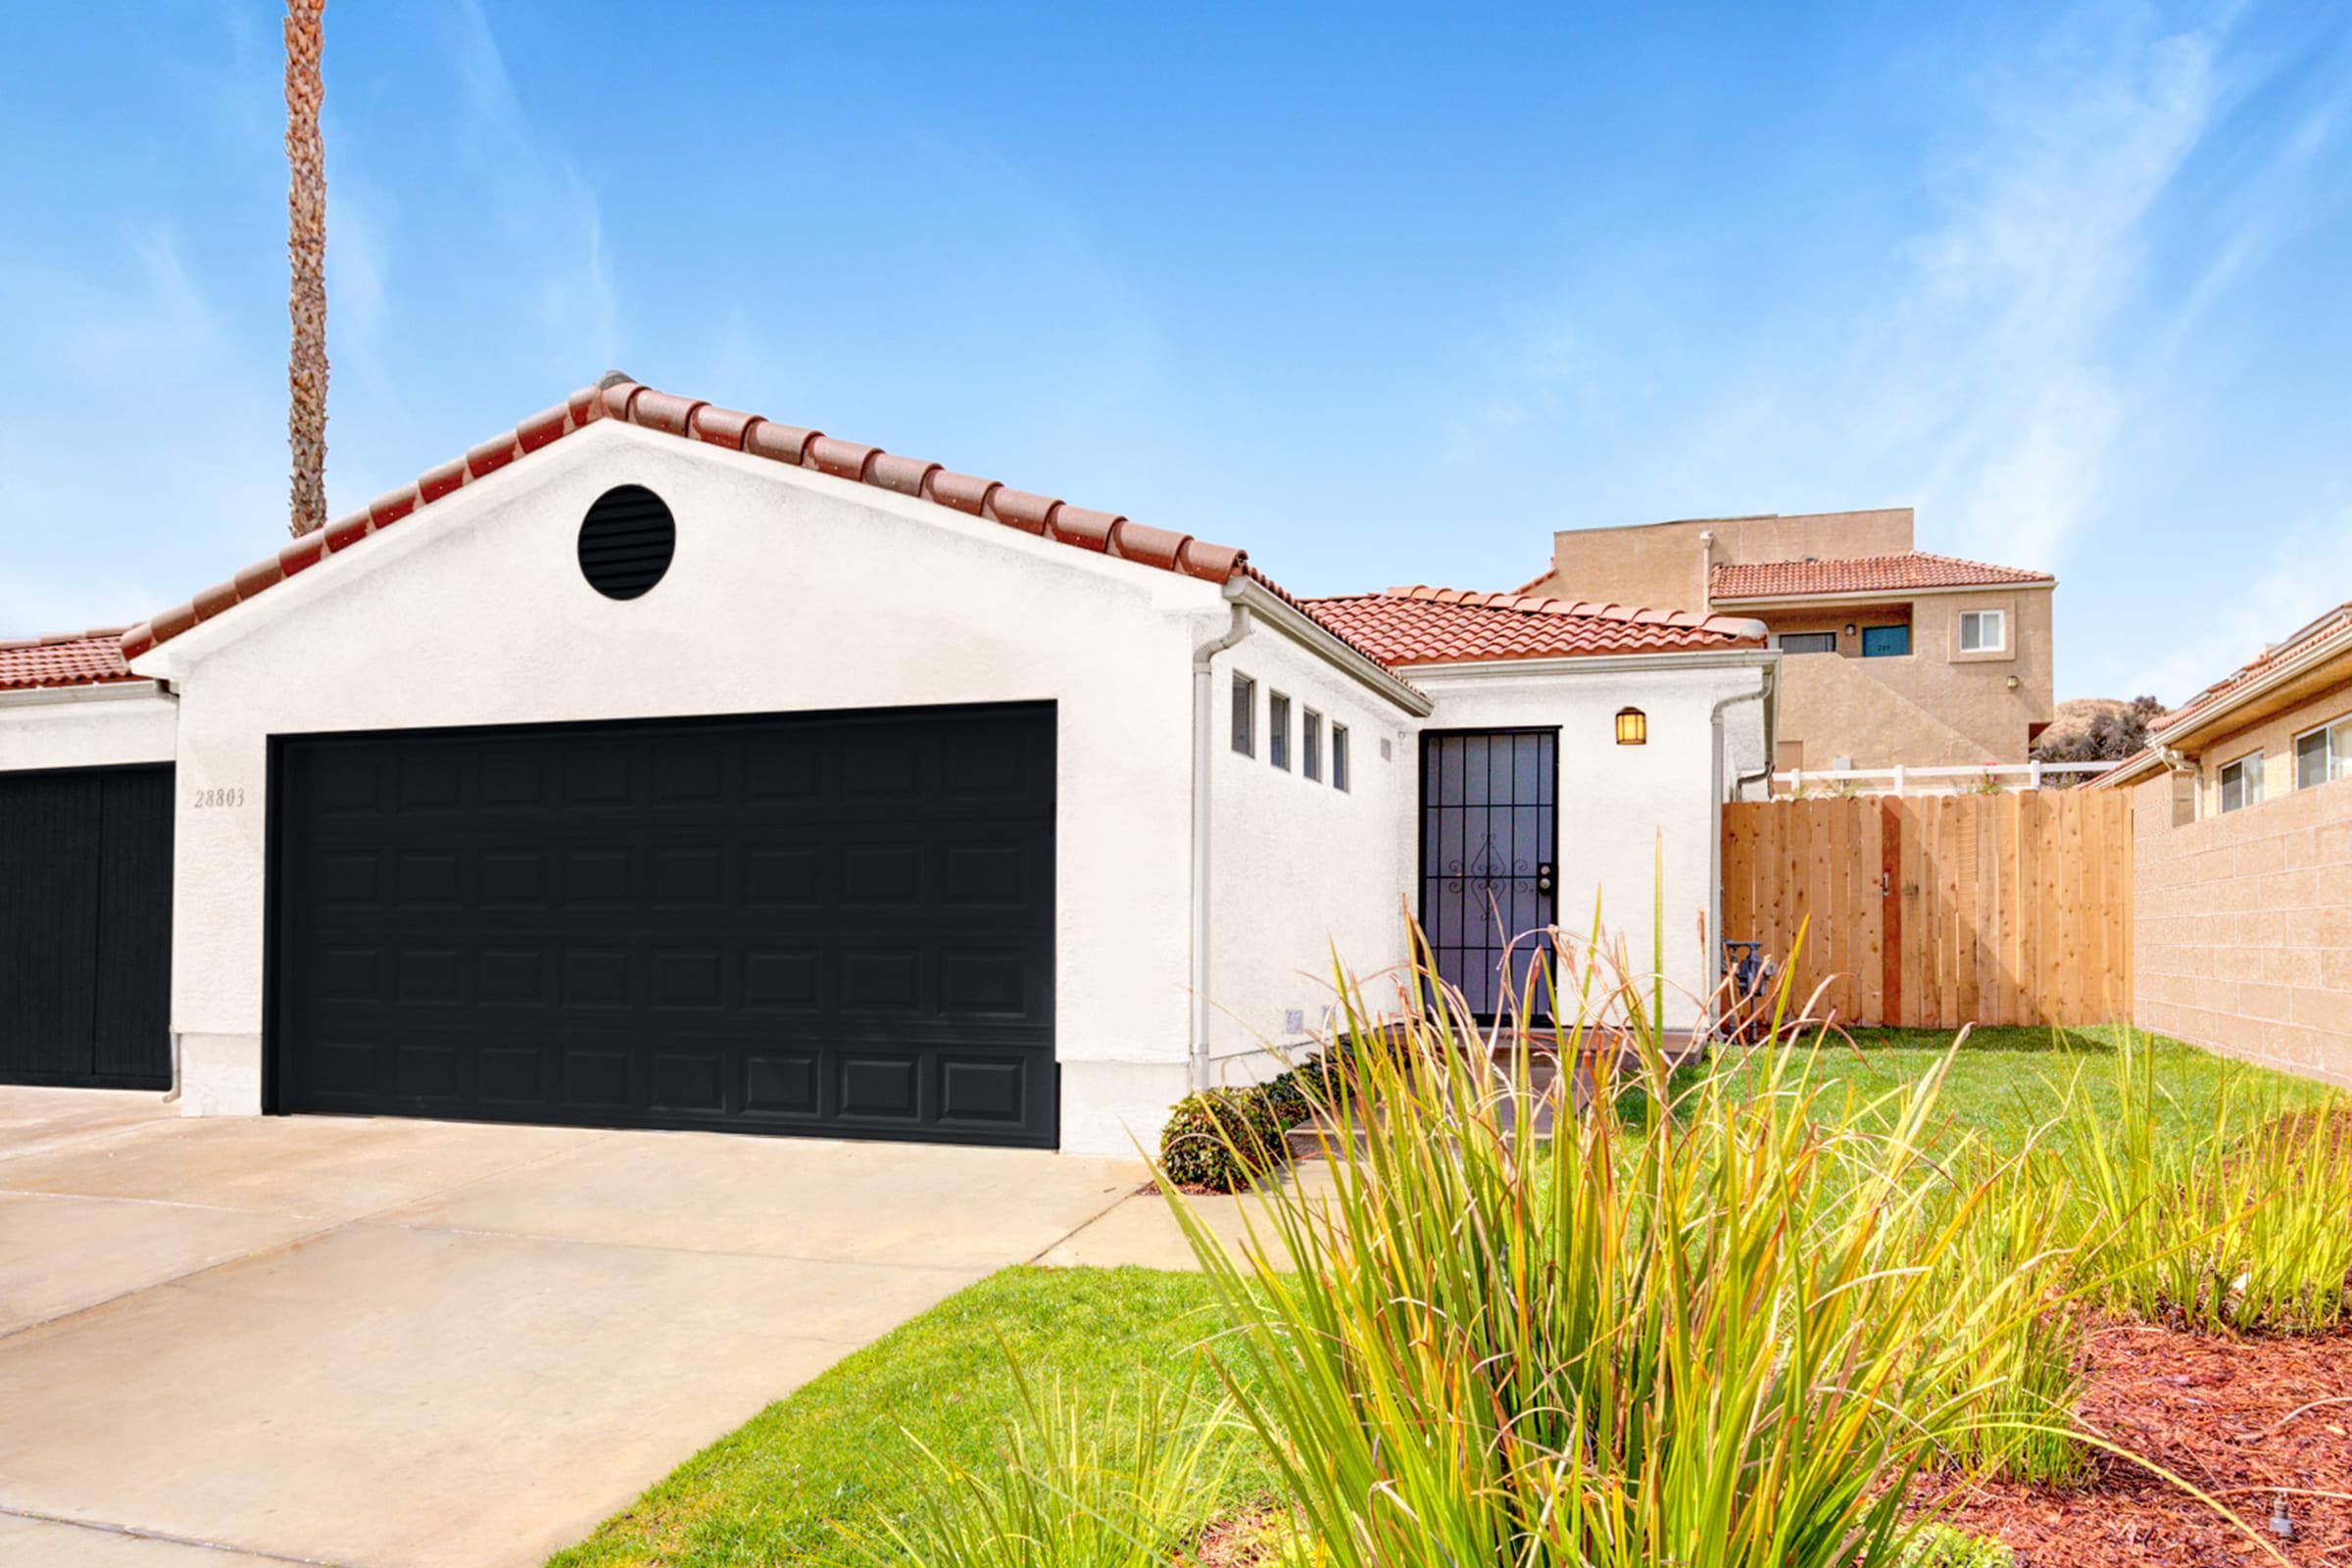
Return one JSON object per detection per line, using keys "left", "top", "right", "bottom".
{"left": 271, "top": 704, "right": 1057, "bottom": 1147}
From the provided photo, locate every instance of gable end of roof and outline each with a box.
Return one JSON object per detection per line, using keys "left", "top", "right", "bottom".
{"left": 121, "top": 376, "right": 1254, "bottom": 662}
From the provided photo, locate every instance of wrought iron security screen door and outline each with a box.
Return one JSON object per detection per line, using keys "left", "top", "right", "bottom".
{"left": 1420, "top": 730, "right": 1558, "bottom": 1017}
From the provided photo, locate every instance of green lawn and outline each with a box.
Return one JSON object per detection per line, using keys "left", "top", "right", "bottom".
{"left": 1721, "top": 1023, "right": 2332, "bottom": 1159}
{"left": 547, "top": 1266, "right": 1271, "bottom": 1568}
{"left": 549, "top": 1026, "right": 2333, "bottom": 1566}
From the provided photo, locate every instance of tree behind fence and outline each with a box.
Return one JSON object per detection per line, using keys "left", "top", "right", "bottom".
{"left": 1722, "top": 791, "right": 2132, "bottom": 1029}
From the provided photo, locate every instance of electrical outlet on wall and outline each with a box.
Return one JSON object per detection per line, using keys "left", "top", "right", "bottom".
{"left": 1284, "top": 1008, "right": 1305, "bottom": 1034}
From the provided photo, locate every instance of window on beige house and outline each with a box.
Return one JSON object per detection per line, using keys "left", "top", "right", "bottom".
{"left": 1958, "top": 610, "right": 2006, "bottom": 653}
{"left": 2295, "top": 714, "right": 2351, "bottom": 790}
{"left": 1777, "top": 631, "right": 1837, "bottom": 655}
{"left": 2219, "top": 751, "right": 2263, "bottom": 813}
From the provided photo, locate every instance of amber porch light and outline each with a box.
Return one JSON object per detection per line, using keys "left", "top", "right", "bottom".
{"left": 1615, "top": 707, "right": 1647, "bottom": 745}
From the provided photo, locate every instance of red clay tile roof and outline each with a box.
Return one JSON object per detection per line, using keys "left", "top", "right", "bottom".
{"left": 1299, "top": 586, "right": 1767, "bottom": 666}
{"left": 120, "top": 374, "right": 1253, "bottom": 662}
{"left": 0, "top": 629, "right": 141, "bottom": 692}
{"left": 1709, "top": 552, "right": 2051, "bottom": 601}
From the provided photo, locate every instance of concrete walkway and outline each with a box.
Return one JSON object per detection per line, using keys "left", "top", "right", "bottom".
{"left": 1036, "top": 1160, "right": 1340, "bottom": 1270}
{"left": 0, "top": 1088, "right": 1144, "bottom": 1568}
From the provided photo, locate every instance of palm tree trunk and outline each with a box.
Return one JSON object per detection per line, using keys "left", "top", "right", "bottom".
{"left": 285, "top": 0, "right": 327, "bottom": 537}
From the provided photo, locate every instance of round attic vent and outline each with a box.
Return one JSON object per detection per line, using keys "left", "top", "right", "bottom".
{"left": 577, "top": 484, "right": 675, "bottom": 601}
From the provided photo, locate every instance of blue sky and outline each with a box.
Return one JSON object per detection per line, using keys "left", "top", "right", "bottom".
{"left": 2, "top": 1, "right": 2346, "bottom": 703}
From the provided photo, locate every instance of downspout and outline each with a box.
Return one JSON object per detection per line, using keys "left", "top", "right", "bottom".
{"left": 1707, "top": 659, "right": 1777, "bottom": 1004}
{"left": 1190, "top": 601, "right": 1254, "bottom": 1092}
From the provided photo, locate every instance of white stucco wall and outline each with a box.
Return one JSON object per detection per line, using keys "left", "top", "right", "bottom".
{"left": 1407, "top": 654, "right": 1775, "bottom": 1029}
{"left": 0, "top": 686, "right": 176, "bottom": 772}
{"left": 134, "top": 420, "right": 1235, "bottom": 1154}
{"left": 1203, "top": 616, "right": 1419, "bottom": 1082}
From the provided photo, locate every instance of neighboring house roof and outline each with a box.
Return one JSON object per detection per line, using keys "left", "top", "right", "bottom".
{"left": 2093, "top": 600, "right": 2352, "bottom": 788}
{"left": 0, "top": 629, "right": 140, "bottom": 692}
{"left": 120, "top": 374, "right": 1253, "bottom": 663}
{"left": 1709, "top": 552, "right": 2052, "bottom": 601}
{"left": 1299, "top": 586, "right": 1767, "bottom": 667}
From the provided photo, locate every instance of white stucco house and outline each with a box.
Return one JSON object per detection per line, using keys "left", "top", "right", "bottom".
{"left": 0, "top": 375, "right": 1775, "bottom": 1155}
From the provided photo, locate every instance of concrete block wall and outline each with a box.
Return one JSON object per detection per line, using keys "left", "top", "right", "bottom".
{"left": 2131, "top": 771, "right": 2352, "bottom": 1087}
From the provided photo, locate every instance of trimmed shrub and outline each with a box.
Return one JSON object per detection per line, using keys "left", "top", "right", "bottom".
{"left": 1260, "top": 1069, "right": 1314, "bottom": 1130}
{"left": 1158, "top": 1087, "right": 1284, "bottom": 1193}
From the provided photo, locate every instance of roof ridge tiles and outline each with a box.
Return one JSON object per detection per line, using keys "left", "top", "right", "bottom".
{"left": 1365, "top": 585, "right": 1724, "bottom": 630}
{"left": 120, "top": 378, "right": 1256, "bottom": 662}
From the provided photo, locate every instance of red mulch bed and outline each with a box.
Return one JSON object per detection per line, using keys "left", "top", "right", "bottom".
{"left": 1914, "top": 1323, "right": 2352, "bottom": 1565}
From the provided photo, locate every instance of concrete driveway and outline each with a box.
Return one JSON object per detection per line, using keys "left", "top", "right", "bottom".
{"left": 0, "top": 1087, "right": 1144, "bottom": 1567}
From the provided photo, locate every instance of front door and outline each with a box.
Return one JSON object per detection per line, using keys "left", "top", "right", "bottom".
{"left": 1418, "top": 730, "right": 1558, "bottom": 1017}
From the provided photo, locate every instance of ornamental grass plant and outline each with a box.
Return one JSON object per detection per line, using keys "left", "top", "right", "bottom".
{"left": 836, "top": 1369, "right": 1238, "bottom": 1568}
{"left": 1166, "top": 923, "right": 2078, "bottom": 1568}
{"left": 2053, "top": 1027, "right": 2352, "bottom": 1334}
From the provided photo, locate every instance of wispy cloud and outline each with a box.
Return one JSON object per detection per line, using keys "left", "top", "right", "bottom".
{"left": 2123, "top": 506, "right": 2352, "bottom": 702}
{"left": 1437, "top": 2, "right": 2330, "bottom": 585}
{"left": 438, "top": 0, "right": 619, "bottom": 368}
{"left": 0, "top": 227, "right": 280, "bottom": 628}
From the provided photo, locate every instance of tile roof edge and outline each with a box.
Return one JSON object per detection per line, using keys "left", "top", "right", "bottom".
{"left": 1235, "top": 565, "right": 1430, "bottom": 703}
{"left": 122, "top": 378, "right": 1255, "bottom": 662}
{"left": 2145, "top": 604, "right": 2352, "bottom": 740}
{"left": 1707, "top": 550, "right": 2054, "bottom": 590}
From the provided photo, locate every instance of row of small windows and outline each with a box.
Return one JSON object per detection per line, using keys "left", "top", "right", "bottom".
{"left": 1774, "top": 611, "right": 2006, "bottom": 660}
{"left": 1231, "top": 674, "right": 1350, "bottom": 792}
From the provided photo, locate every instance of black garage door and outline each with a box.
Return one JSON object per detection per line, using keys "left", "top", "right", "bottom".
{"left": 0, "top": 764, "right": 174, "bottom": 1089}
{"left": 271, "top": 704, "right": 1056, "bottom": 1146}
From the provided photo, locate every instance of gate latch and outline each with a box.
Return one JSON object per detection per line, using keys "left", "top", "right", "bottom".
{"left": 1537, "top": 860, "right": 1554, "bottom": 896}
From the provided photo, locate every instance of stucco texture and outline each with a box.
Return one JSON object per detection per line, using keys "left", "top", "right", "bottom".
{"left": 0, "top": 690, "right": 175, "bottom": 773}
{"left": 1767, "top": 587, "right": 2055, "bottom": 768}
{"left": 1205, "top": 623, "right": 1414, "bottom": 1077}
{"left": 136, "top": 421, "right": 1248, "bottom": 1155}
{"left": 117, "top": 418, "right": 1762, "bottom": 1154}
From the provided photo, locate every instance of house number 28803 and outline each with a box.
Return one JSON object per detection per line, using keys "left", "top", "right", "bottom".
{"left": 192, "top": 787, "right": 247, "bottom": 809}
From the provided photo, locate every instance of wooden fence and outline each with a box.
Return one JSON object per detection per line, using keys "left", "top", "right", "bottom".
{"left": 1720, "top": 791, "right": 2132, "bottom": 1029}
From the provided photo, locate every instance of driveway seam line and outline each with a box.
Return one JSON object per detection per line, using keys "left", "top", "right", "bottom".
{"left": 0, "top": 1110, "right": 177, "bottom": 1166}
{"left": 0, "top": 1187, "right": 300, "bottom": 1216}
{"left": 0, "top": 1502, "right": 359, "bottom": 1565}
{"left": 360, "top": 1215, "right": 1006, "bottom": 1275}
{"left": 1017, "top": 1181, "right": 1147, "bottom": 1265}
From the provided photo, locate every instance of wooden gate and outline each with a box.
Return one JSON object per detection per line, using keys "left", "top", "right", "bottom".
{"left": 1720, "top": 791, "right": 2132, "bottom": 1029}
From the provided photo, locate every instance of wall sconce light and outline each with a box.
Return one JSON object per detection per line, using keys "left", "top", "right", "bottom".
{"left": 1615, "top": 707, "right": 1647, "bottom": 745}
{"left": 1843, "top": 622, "right": 1858, "bottom": 638}
{"left": 2006, "top": 674, "right": 2021, "bottom": 690}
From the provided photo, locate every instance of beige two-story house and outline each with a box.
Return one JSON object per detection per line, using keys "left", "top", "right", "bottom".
{"left": 1519, "top": 508, "right": 2055, "bottom": 772}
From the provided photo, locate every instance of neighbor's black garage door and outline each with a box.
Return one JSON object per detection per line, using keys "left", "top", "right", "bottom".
{"left": 0, "top": 764, "right": 174, "bottom": 1089}
{"left": 271, "top": 704, "right": 1056, "bottom": 1146}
